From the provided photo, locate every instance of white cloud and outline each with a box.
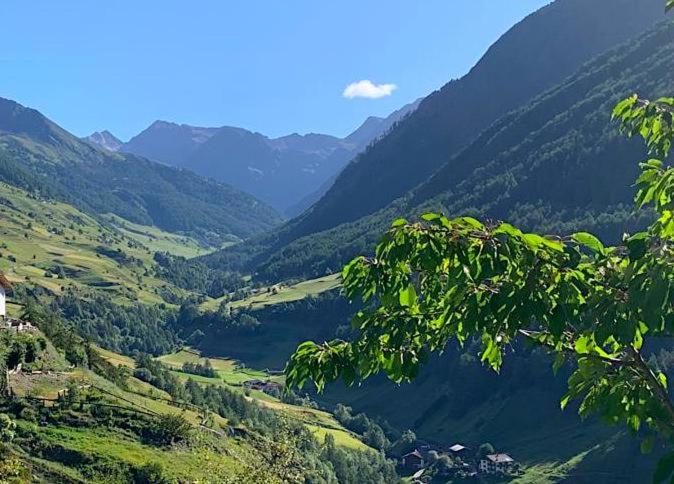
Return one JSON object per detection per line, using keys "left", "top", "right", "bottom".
{"left": 342, "top": 80, "right": 397, "bottom": 99}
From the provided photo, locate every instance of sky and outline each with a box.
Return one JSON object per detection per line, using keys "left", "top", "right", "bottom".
{"left": 0, "top": 0, "right": 551, "bottom": 141}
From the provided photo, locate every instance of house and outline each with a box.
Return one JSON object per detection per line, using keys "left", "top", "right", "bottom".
{"left": 243, "top": 379, "right": 283, "bottom": 395}
{"left": 401, "top": 450, "right": 425, "bottom": 470}
{"left": 479, "top": 453, "right": 517, "bottom": 475}
{"left": 0, "top": 272, "right": 12, "bottom": 318}
{"left": 5, "top": 319, "right": 36, "bottom": 332}
{"left": 448, "top": 443, "right": 469, "bottom": 457}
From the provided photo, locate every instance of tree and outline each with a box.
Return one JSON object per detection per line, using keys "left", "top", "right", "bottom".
{"left": 286, "top": 2, "right": 674, "bottom": 480}
{"left": 0, "top": 414, "right": 16, "bottom": 442}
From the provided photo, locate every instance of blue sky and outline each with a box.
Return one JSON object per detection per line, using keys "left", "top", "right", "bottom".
{"left": 0, "top": 0, "right": 550, "bottom": 140}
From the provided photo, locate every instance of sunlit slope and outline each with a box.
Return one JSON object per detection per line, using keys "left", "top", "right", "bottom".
{"left": 0, "top": 182, "right": 203, "bottom": 305}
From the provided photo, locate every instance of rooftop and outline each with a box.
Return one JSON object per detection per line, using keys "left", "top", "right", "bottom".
{"left": 486, "top": 453, "right": 514, "bottom": 463}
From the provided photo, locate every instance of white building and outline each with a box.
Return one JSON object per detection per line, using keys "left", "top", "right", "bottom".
{"left": 0, "top": 273, "right": 11, "bottom": 318}
{"left": 479, "top": 453, "right": 516, "bottom": 475}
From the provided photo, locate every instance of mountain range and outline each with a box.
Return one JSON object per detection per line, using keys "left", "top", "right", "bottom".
{"left": 86, "top": 100, "right": 420, "bottom": 215}
{"left": 0, "top": 97, "right": 281, "bottom": 245}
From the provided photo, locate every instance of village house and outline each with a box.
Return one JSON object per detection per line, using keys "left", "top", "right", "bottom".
{"left": 401, "top": 450, "right": 425, "bottom": 471}
{"left": 243, "top": 379, "right": 283, "bottom": 395}
{"left": 0, "top": 272, "right": 12, "bottom": 319}
{"left": 6, "top": 319, "right": 37, "bottom": 332}
{"left": 448, "top": 443, "right": 470, "bottom": 458}
{"left": 479, "top": 453, "right": 517, "bottom": 475}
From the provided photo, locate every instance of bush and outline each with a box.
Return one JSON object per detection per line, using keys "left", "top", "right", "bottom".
{"left": 0, "top": 414, "right": 16, "bottom": 442}
{"left": 133, "top": 462, "right": 173, "bottom": 484}
{"left": 147, "top": 413, "right": 191, "bottom": 446}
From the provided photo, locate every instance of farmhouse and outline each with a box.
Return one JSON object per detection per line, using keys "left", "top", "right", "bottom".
{"left": 479, "top": 453, "right": 517, "bottom": 475}
{"left": 0, "top": 272, "right": 12, "bottom": 318}
{"left": 243, "top": 379, "right": 283, "bottom": 395}
{"left": 6, "top": 320, "right": 37, "bottom": 332}
{"left": 401, "top": 450, "right": 425, "bottom": 470}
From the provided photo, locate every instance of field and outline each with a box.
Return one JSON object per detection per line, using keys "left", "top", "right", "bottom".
{"left": 103, "top": 214, "right": 213, "bottom": 258}
{"left": 201, "top": 273, "right": 341, "bottom": 312}
{"left": 0, "top": 182, "right": 208, "bottom": 306}
{"left": 151, "top": 348, "right": 368, "bottom": 450}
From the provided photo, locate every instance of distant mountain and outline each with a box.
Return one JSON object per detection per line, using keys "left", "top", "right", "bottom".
{"left": 0, "top": 97, "right": 281, "bottom": 244}
{"left": 123, "top": 121, "right": 220, "bottom": 167}
{"left": 120, "top": 100, "right": 420, "bottom": 213}
{"left": 83, "top": 130, "right": 122, "bottom": 151}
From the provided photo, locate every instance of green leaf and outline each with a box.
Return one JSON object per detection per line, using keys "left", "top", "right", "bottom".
{"left": 667, "top": 0, "right": 674, "bottom": 12}
{"left": 572, "top": 232, "right": 605, "bottom": 255}
{"left": 391, "top": 218, "right": 408, "bottom": 228}
{"left": 399, "top": 284, "right": 417, "bottom": 307}
{"left": 641, "top": 435, "right": 655, "bottom": 455}
{"left": 421, "top": 213, "right": 442, "bottom": 222}
{"left": 626, "top": 232, "right": 649, "bottom": 261}
{"left": 653, "top": 452, "right": 674, "bottom": 483}
{"left": 574, "top": 335, "right": 591, "bottom": 355}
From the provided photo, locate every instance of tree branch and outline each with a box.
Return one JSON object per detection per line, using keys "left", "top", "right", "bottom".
{"left": 626, "top": 345, "right": 674, "bottom": 425}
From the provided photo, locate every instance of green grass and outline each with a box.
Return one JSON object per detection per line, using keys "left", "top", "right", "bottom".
{"left": 16, "top": 421, "right": 252, "bottom": 483}
{"left": 0, "top": 182, "right": 208, "bottom": 306}
{"left": 104, "top": 214, "right": 216, "bottom": 258}
{"left": 307, "top": 424, "right": 369, "bottom": 451}
{"left": 93, "top": 344, "right": 136, "bottom": 368}
{"left": 201, "top": 273, "right": 341, "bottom": 312}
{"left": 157, "top": 348, "right": 282, "bottom": 386}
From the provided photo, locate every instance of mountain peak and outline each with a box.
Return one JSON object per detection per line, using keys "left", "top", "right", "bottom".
{"left": 0, "top": 96, "right": 65, "bottom": 143}
{"left": 84, "top": 130, "right": 123, "bottom": 151}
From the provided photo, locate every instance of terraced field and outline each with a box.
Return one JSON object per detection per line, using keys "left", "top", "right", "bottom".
{"left": 0, "top": 182, "right": 209, "bottom": 305}
{"left": 201, "top": 273, "right": 342, "bottom": 312}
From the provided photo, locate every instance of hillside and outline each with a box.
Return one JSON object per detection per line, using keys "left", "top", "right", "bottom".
{"left": 0, "top": 323, "right": 398, "bottom": 483}
{"left": 0, "top": 97, "right": 281, "bottom": 245}
{"left": 120, "top": 101, "right": 420, "bottom": 213}
{"left": 212, "top": 15, "right": 674, "bottom": 282}
{"left": 213, "top": 0, "right": 666, "bottom": 271}
{"left": 0, "top": 181, "right": 206, "bottom": 307}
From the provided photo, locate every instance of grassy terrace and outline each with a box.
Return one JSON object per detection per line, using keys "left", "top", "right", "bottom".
{"left": 200, "top": 273, "right": 342, "bottom": 312}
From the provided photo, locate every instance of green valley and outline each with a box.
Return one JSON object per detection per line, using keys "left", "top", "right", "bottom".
{"left": 3, "top": 0, "right": 674, "bottom": 482}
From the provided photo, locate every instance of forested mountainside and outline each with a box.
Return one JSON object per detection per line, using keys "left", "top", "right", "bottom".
{"left": 117, "top": 101, "right": 420, "bottom": 213}
{"left": 0, "top": 97, "right": 281, "bottom": 245}
{"left": 204, "top": 15, "right": 674, "bottom": 282}
{"left": 223, "top": 0, "right": 665, "bottom": 262}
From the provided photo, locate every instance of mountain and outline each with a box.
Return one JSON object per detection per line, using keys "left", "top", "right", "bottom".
{"left": 0, "top": 97, "right": 281, "bottom": 244}
{"left": 271, "top": 0, "right": 667, "bottom": 243}
{"left": 202, "top": 0, "right": 669, "bottom": 279}
{"left": 83, "top": 130, "right": 123, "bottom": 151}
{"left": 245, "top": 16, "right": 674, "bottom": 282}
{"left": 120, "top": 100, "right": 420, "bottom": 213}
{"left": 123, "top": 121, "right": 220, "bottom": 167}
